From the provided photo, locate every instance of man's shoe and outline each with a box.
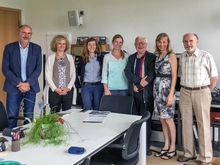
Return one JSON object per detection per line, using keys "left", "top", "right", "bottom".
{"left": 147, "top": 149, "right": 152, "bottom": 156}
{"left": 200, "top": 162, "right": 212, "bottom": 165}
{"left": 177, "top": 155, "right": 197, "bottom": 162}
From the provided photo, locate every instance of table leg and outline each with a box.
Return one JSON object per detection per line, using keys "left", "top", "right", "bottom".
{"left": 137, "top": 122, "right": 146, "bottom": 165}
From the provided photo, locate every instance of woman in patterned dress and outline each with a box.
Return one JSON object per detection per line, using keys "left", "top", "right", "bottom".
{"left": 153, "top": 33, "right": 177, "bottom": 159}
{"left": 44, "top": 35, "right": 76, "bottom": 113}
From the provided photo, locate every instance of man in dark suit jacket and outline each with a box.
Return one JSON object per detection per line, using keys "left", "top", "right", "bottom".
{"left": 2, "top": 24, "right": 42, "bottom": 128}
{"left": 124, "top": 36, "right": 156, "bottom": 156}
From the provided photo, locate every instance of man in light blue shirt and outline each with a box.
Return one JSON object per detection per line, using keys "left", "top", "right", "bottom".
{"left": 20, "top": 43, "right": 29, "bottom": 81}
{"left": 2, "top": 24, "right": 42, "bottom": 128}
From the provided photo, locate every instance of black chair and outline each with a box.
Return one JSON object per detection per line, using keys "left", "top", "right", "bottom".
{"left": 99, "top": 95, "right": 133, "bottom": 114}
{"left": 90, "top": 111, "right": 151, "bottom": 165}
{"left": 0, "top": 101, "right": 8, "bottom": 132}
{"left": 79, "top": 158, "right": 90, "bottom": 165}
{"left": 0, "top": 101, "right": 31, "bottom": 132}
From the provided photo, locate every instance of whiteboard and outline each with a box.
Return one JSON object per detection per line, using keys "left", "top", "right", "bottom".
{"left": 46, "top": 33, "right": 72, "bottom": 56}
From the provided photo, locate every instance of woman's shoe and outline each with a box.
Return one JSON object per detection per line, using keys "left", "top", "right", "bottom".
{"left": 161, "top": 150, "right": 177, "bottom": 160}
{"left": 154, "top": 149, "right": 169, "bottom": 157}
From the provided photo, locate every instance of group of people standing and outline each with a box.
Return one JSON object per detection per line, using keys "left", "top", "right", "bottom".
{"left": 78, "top": 34, "right": 129, "bottom": 110}
{"left": 2, "top": 24, "right": 218, "bottom": 165}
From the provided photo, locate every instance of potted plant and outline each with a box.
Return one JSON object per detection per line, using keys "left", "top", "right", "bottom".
{"left": 23, "top": 112, "right": 68, "bottom": 146}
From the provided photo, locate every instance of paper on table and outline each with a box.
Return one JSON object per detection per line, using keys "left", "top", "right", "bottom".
{"left": 83, "top": 116, "right": 106, "bottom": 123}
{"left": 89, "top": 110, "right": 110, "bottom": 117}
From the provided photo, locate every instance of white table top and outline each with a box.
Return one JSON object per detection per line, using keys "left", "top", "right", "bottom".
{"left": 0, "top": 109, "right": 141, "bottom": 165}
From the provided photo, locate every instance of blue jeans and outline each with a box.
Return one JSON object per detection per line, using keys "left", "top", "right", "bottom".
{"left": 6, "top": 92, "right": 36, "bottom": 128}
{"left": 81, "top": 84, "right": 103, "bottom": 110}
{"left": 109, "top": 89, "right": 128, "bottom": 96}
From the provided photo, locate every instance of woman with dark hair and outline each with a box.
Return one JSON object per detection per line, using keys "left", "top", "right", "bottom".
{"left": 44, "top": 35, "right": 76, "bottom": 113}
{"left": 153, "top": 33, "right": 177, "bottom": 159}
{"left": 101, "top": 34, "right": 129, "bottom": 96}
{"left": 78, "top": 38, "right": 104, "bottom": 110}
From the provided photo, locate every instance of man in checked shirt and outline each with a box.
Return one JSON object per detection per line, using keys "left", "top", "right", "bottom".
{"left": 177, "top": 33, "right": 218, "bottom": 165}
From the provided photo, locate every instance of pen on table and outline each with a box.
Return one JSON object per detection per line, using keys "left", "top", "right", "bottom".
{"left": 11, "top": 131, "right": 21, "bottom": 141}
{"left": 11, "top": 132, "right": 15, "bottom": 141}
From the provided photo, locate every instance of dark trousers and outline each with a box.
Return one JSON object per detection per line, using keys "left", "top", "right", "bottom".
{"left": 7, "top": 91, "right": 36, "bottom": 128}
{"left": 133, "top": 91, "right": 154, "bottom": 151}
{"left": 49, "top": 88, "right": 73, "bottom": 113}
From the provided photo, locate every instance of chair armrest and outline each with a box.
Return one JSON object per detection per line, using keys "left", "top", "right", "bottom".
{"left": 107, "top": 143, "right": 123, "bottom": 149}
{"left": 9, "top": 116, "right": 26, "bottom": 120}
{"left": 8, "top": 116, "right": 31, "bottom": 124}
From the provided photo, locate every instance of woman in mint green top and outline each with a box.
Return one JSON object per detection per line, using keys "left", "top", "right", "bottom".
{"left": 101, "top": 34, "right": 129, "bottom": 96}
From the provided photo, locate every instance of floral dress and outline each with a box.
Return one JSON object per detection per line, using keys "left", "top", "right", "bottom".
{"left": 153, "top": 53, "right": 175, "bottom": 118}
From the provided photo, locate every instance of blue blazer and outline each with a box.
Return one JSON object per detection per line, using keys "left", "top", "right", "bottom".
{"left": 2, "top": 41, "right": 42, "bottom": 93}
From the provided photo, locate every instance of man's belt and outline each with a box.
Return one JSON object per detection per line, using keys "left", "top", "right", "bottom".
{"left": 181, "top": 85, "right": 208, "bottom": 90}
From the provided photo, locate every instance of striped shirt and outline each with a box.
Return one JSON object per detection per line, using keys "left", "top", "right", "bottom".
{"left": 178, "top": 48, "right": 218, "bottom": 88}
{"left": 84, "top": 55, "right": 101, "bottom": 83}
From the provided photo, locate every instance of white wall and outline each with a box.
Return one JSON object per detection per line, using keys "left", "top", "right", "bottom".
{"left": 1, "top": 0, "right": 220, "bottom": 112}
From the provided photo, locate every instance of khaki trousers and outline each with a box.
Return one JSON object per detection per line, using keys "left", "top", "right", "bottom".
{"left": 179, "top": 87, "right": 212, "bottom": 163}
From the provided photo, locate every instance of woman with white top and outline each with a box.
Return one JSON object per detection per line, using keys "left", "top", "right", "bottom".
{"left": 44, "top": 35, "right": 76, "bottom": 113}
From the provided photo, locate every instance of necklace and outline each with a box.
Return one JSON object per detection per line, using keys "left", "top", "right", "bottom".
{"left": 56, "top": 53, "right": 66, "bottom": 59}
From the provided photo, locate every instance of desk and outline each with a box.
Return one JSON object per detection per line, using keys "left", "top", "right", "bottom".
{"left": 1, "top": 110, "right": 146, "bottom": 165}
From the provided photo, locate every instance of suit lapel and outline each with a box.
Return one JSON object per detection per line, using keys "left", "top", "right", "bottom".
{"left": 26, "top": 42, "right": 32, "bottom": 68}
{"left": 15, "top": 42, "right": 21, "bottom": 69}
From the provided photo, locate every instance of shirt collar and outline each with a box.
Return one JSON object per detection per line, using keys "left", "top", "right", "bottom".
{"left": 183, "top": 47, "right": 199, "bottom": 57}
{"left": 193, "top": 48, "right": 199, "bottom": 57}
{"left": 136, "top": 51, "right": 146, "bottom": 59}
{"left": 89, "top": 54, "right": 97, "bottom": 59}
{"left": 19, "top": 42, "right": 29, "bottom": 49}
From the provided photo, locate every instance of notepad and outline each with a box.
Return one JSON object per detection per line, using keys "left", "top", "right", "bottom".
{"left": 83, "top": 116, "right": 106, "bottom": 123}
{"left": 89, "top": 110, "right": 110, "bottom": 117}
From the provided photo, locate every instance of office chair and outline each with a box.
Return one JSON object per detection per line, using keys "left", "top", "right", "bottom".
{"left": 0, "top": 101, "right": 8, "bottom": 132}
{"left": 99, "top": 95, "right": 133, "bottom": 114}
{"left": 79, "top": 158, "right": 90, "bottom": 165}
{"left": 90, "top": 111, "right": 151, "bottom": 165}
{"left": 0, "top": 101, "right": 31, "bottom": 132}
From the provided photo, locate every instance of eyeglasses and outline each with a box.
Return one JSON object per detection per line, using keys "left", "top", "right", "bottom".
{"left": 19, "top": 31, "right": 33, "bottom": 35}
{"left": 135, "top": 42, "right": 146, "bottom": 46}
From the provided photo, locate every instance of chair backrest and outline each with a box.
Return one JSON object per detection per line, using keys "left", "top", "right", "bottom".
{"left": 79, "top": 158, "right": 90, "bottom": 165}
{"left": 99, "top": 95, "right": 133, "bottom": 114}
{"left": 121, "top": 111, "right": 151, "bottom": 160}
{"left": 0, "top": 101, "right": 8, "bottom": 132}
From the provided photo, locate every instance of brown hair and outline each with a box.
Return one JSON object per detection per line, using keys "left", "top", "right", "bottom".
{"left": 112, "top": 34, "right": 125, "bottom": 59}
{"left": 82, "top": 37, "right": 101, "bottom": 63}
{"left": 154, "top": 33, "right": 173, "bottom": 54}
{"left": 50, "top": 35, "right": 70, "bottom": 52}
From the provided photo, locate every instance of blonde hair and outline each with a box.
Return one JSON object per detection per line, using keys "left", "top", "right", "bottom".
{"left": 154, "top": 33, "right": 172, "bottom": 54}
{"left": 50, "top": 35, "right": 70, "bottom": 52}
{"left": 112, "top": 34, "right": 125, "bottom": 59}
